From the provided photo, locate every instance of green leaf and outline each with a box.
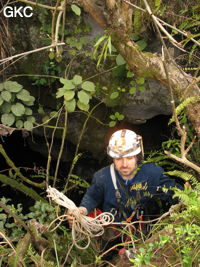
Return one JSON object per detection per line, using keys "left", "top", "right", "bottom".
{"left": 0, "top": 83, "right": 5, "bottom": 91}
{"left": 108, "top": 36, "right": 112, "bottom": 54}
{"left": 73, "top": 75, "right": 82, "bottom": 85}
{"left": 24, "top": 121, "right": 33, "bottom": 130}
{"left": 38, "top": 105, "right": 45, "bottom": 114}
{"left": 56, "top": 87, "right": 66, "bottom": 98}
{"left": 129, "top": 87, "right": 136, "bottom": 94}
{"left": 50, "top": 111, "right": 58, "bottom": 118}
{"left": 49, "top": 51, "right": 55, "bottom": 60}
{"left": 1, "top": 113, "right": 15, "bottom": 126}
{"left": 94, "top": 35, "right": 107, "bottom": 48}
{"left": 114, "top": 112, "right": 124, "bottom": 121}
{"left": 23, "top": 100, "right": 34, "bottom": 106}
{"left": 75, "top": 42, "right": 82, "bottom": 50}
{"left": 81, "top": 81, "right": 95, "bottom": 92}
{"left": 71, "top": 4, "right": 81, "bottom": 16}
{"left": 65, "top": 99, "right": 76, "bottom": 113}
{"left": 4, "top": 81, "right": 23, "bottom": 92}
{"left": 136, "top": 39, "right": 147, "bottom": 51}
{"left": 27, "top": 116, "right": 36, "bottom": 123}
{"left": 24, "top": 107, "right": 33, "bottom": 115}
{"left": 110, "top": 92, "right": 119, "bottom": 99}
{"left": 11, "top": 103, "right": 25, "bottom": 116}
{"left": 60, "top": 78, "right": 75, "bottom": 89}
{"left": 60, "top": 78, "right": 67, "bottom": 84}
{"left": 138, "top": 86, "right": 145, "bottom": 92}
{"left": 16, "top": 89, "right": 31, "bottom": 101}
{"left": 109, "top": 115, "right": 116, "bottom": 120}
{"left": 22, "top": 96, "right": 35, "bottom": 106}
{"left": 136, "top": 77, "right": 145, "bottom": 85}
{"left": 64, "top": 91, "right": 75, "bottom": 101}
{"left": 116, "top": 54, "right": 126, "bottom": 65}
{"left": 131, "top": 33, "right": 140, "bottom": 41}
{"left": 0, "top": 96, "right": 3, "bottom": 105}
{"left": 109, "top": 121, "right": 116, "bottom": 127}
{"left": 127, "top": 71, "right": 134, "bottom": 78}
{"left": 118, "top": 114, "right": 124, "bottom": 121}
{"left": 77, "top": 100, "right": 89, "bottom": 111}
{"left": 155, "top": 0, "right": 161, "bottom": 7}
{"left": 1, "top": 91, "right": 12, "bottom": 102}
{"left": 15, "top": 120, "right": 23, "bottom": 128}
{"left": 42, "top": 115, "right": 49, "bottom": 123}
{"left": 78, "top": 90, "right": 90, "bottom": 105}
{"left": 63, "top": 81, "right": 75, "bottom": 90}
{"left": 1, "top": 102, "right": 11, "bottom": 113}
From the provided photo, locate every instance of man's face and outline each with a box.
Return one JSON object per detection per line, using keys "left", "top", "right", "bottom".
{"left": 113, "top": 156, "right": 137, "bottom": 179}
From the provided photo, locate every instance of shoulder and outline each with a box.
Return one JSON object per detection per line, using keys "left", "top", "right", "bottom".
{"left": 93, "top": 165, "right": 111, "bottom": 181}
{"left": 139, "top": 162, "right": 164, "bottom": 175}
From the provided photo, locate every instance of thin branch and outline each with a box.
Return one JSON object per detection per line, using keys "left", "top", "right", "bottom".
{"left": 0, "top": 231, "right": 16, "bottom": 253}
{"left": 19, "top": 0, "right": 63, "bottom": 11}
{"left": 55, "top": 2, "right": 65, "bottom": 54}
{"left": 0, "top": 144, "right": 45, "bottom": 188}
{"left": 181, "top": 76, "right": 200, "bottom": 100}
{"left": 123, "top": 0, "right": 200, "bottom": 48}
{"left": 142, "top": 0, "right": 185, "bottom": 52}
{"left": 0, "top": 43, "right": 65, "bottom": 65}
{"left": 51, "top": 0, "right": 62, "bottom": 45}
{"left": 45, "top": 106, "right": 64, "bottom": 187}
{"left": 64, "top": 101, "right": 103, "bottom": 193}
{"left": 141, "top": 0, "right": 200, "bottom": 173}
{"left": 53, "top": 108, "right": 68, "bottom": 187}
{"left": 61, "top": 0, "right": 67, "bottom": 43}
{"left": 164, "top": 150, "right": 200, "bottom": 173}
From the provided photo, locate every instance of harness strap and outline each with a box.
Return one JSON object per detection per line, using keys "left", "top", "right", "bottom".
{"left": 110, "top": 164, "right": 127, "bottom": 219}
{"left": 110, "top": 163, "right": 118, "bottom": 190}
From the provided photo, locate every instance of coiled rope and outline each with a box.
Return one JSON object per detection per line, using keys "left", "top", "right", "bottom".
{"left": 46, "top": 186, "right": 114, "bottom": 249}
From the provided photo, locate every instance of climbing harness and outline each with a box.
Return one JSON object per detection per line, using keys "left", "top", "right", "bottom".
{"left": 110, "top": 163, "right": 137, "bottom": 221}
{"left": 46, "top": 186, "right": 114, "bottom": 249}
{"left": 110, "top": 164, "right": 146, "bottom": 225}
{"left": 110, "top": 163, "right": 129, "bottom": 220}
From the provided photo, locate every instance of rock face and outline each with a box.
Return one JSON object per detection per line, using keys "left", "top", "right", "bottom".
{"left": 121, "top": 79, "right": 172, "bottom": 124}
{"left": 6, "top": 11, "right": 174, "bottom": 161}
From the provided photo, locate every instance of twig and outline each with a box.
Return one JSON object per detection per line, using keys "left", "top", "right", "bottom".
{"left": 19, "top": 0, "right": 63, "bottom": 11}
{"left": 64, "top": 101, "right": 103, "bottom": 193}
{"left": 164, "top": 150, "right": 200, "bottom": 173}
{"left": 0, "top": 144, "right": 45, "bottom": 188}
{"left": 142, "top": 0, "right": 185, "bottom": 52}
{"left": 45, "top": 106, "right": 64, "bottom": 187}
{"left": 53, "top": 108, "right": 68, "bottom": 187}
{"left": 141, "top": 0, "right": 200, "bottom": 173}
{"left": 51, "top": 0, "right": 61, "bottom": 45}
{"left": 123, "top": 0, "right": 200, "bottom": 48}
{"left": 0, "top": 232, "right": 16, "bottom": 253}
{"left": 0, "top": 43, "right": 65, "bottom": 65}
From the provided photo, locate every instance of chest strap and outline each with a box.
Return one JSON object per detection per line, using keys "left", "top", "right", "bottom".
{"left": 110, "top": 164, "right": 127, "bottom": 219}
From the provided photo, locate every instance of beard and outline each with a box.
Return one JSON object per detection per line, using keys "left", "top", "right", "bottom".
{"left": 118, "top": 167, "right": 134, "bottom": 178}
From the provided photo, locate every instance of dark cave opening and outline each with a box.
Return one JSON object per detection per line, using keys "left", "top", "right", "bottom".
{"left": 0, "top": 114, "right": 173, "bottom": 207}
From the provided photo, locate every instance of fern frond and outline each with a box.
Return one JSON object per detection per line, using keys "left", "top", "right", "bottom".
{"left": 165, "top": 170, "right": 197, "bottom": 182}
{"left": 169, "top": 96, "right": 200, "bottom": 124}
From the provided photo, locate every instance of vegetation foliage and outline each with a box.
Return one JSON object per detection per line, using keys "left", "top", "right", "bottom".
{"left": 0, "top": 0, "right": 199, "bottom": 266}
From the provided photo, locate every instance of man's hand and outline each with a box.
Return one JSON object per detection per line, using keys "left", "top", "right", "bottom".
{"left": 66, "top": 206, "right": 88, "bottom": 226}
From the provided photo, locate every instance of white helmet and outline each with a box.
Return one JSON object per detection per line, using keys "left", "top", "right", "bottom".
{"left": 107, "top": 129, "right": 142, "bottom": 158}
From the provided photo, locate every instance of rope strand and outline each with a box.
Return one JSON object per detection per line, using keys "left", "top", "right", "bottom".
{"left": 46, "top": 186, "right": 114, "bottom": 249}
